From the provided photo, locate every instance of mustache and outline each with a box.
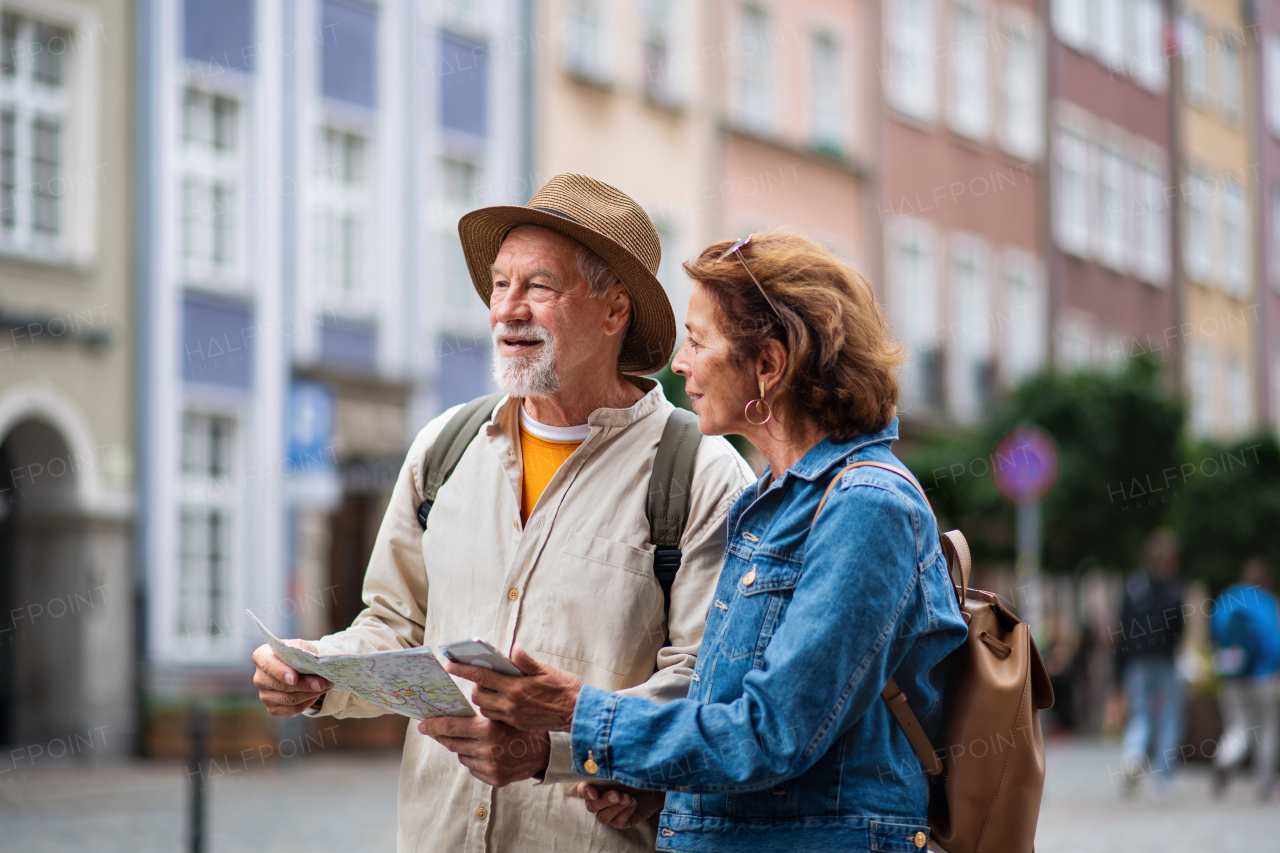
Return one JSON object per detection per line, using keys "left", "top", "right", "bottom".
{"left": 492, "top": 322, "right": 553, "bottom": 346}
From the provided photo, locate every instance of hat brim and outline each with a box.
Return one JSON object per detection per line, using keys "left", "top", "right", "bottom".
{"left": 457, "top": 206, "right": 676, "bottom": 375}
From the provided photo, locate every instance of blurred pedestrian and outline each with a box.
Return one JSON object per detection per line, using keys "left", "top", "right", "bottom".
{"left": 1114, "top": 528, "right": 1185, "bottom": 796}
{"left": 1211, "top": 558, "right": 1280, "bottom": 801}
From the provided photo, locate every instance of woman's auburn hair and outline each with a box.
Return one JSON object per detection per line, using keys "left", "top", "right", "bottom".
{"left": 683, "top": 231, "right": 906, "bottom": 442}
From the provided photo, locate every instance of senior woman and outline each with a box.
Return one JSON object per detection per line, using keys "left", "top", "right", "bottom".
{"left": 429, "top": 231, "right": 968, "bottom": 852}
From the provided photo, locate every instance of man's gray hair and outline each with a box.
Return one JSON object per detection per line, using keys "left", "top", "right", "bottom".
{"left": 576, "top": 244, "right": 621, "bottom": 298}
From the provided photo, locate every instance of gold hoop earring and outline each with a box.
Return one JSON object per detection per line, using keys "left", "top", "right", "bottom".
{"left": 744, "top": 398, "right": 772, "bottom": 426}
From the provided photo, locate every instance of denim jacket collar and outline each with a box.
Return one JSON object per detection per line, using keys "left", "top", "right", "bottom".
{"left": 766, "top": 418, "right": 900, "bottom": 487}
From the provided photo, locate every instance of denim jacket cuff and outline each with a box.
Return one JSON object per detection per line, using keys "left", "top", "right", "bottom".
{"left": 570, "top": 684, "right": 619, "bottom": 779}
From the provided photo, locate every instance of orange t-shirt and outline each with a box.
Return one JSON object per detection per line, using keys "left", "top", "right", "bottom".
{"left": 519, "top": 425, "right": 584, "bottom": 522}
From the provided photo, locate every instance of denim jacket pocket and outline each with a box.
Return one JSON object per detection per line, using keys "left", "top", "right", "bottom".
{"left": 716, "top": 556, "right": 803, "bottom": 662}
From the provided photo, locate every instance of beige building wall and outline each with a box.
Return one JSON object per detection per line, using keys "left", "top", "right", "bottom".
{"left": 0, "top": 0, "right": 134, "bottom": 751}
{"left": 1179, "top": 0, "right": 1260, "bottom": 440}
{"left": 535, "top": 0, "right": 721, "bottom": 331}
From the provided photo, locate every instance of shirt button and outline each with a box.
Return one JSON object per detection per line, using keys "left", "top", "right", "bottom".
{"left": 513, "top": 519, "right": 519, "bottom": 530}
{"left": 742, "top": 567, "right": 757, "bottom": 586}
{"left": 475, "top": 807, "right": 488, "bottom": 821}
{"left": 508, "top": 588, "right": 521, "bottom": 601}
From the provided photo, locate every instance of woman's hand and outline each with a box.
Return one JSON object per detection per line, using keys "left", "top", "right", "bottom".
{"left": 573, "top": 783, "right": 665, "bottom": 830}
{"left": 443, "top": 645, "right": 583, "bottom": 732}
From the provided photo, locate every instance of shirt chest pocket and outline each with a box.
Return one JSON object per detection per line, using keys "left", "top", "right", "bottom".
{"left": 716, "top": 556, "right": 803, "bottom": 663}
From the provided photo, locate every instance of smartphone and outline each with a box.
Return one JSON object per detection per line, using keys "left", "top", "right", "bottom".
{"left": 439, "top": 638, "right": 524, "bottom": 677}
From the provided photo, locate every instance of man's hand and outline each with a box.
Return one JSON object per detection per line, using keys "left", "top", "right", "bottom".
{"left": 252, "top": 640, "right": 333, "bottom": 717}
{"left": 573, "top": 783, "right": 665, "bottom": 830}
{"left": 443, "top": 645, "right": 583, "bottom": 732}
{"left": 418, "top": 714, "right": 550, "bottom": 787}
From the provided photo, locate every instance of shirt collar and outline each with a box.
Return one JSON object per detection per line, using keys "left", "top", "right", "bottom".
{"left": 778, "top": 418, "right": 901, "bottom": 483}
{"left": 492, "top": 377, "right": 665, "bottom": 431}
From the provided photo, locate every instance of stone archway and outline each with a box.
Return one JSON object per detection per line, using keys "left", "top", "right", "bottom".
{"left": 0, "top": 417, "right": 89, "bottom": 745}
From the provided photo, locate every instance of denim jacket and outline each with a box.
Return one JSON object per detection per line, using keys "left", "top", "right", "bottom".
{"left": 570, "top": 420, "right": 968, "bottom": 852}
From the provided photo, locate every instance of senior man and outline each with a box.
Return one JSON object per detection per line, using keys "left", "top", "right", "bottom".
{"left": 252, "top": 174, "right": 753, "bottom": 852}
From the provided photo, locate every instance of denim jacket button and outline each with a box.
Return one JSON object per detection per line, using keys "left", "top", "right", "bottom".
{"left": 913, "top": 831, "right": 927, "bottom": 848}
{"left": 742, "top": 567, "right": 757, "bottom": 586}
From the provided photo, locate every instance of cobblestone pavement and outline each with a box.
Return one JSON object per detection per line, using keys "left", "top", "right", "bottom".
{"left": 2, "top": 740, "right": 1277, "bottom": 852}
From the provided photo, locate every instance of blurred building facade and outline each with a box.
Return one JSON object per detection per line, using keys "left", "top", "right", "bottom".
{"left": 1260, "top": 0, "right": 1280, "bottom": 431}
{"left": 881, "top": 0, "right": 1048, "bottom": 429}
{"left": 0, "top": 0, "right": 135, "bottom": 753}
{"left": 132, "top": 0, "right": 527, "bottom": 734}
{"left": 1177, "top": 0, "right": 1260, "bottom": 440}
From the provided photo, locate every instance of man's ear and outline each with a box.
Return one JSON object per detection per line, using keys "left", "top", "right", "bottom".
{"left": 602, "top": 282, "right": 632, "bottom": 337}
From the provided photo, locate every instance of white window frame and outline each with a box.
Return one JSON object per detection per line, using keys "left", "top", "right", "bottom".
{"left": 1188, "top": 346, "right": 1216, "bottom": 437}
{"left": 1181, "top": 15, "right": 1208, "bottom": 105}
{"left": 1052, "top": 0, "right": 1090, "bottom": 53}
{"left": 1001, "top": 248, "right": 1047, "bottom": 384}
{"left": 1053, "top": 112, "right": 1091, "bottom": 257}
{"left": 1184, "top": 167, "right": 1212, "bottom": 284}
{"left": 888, "top": 217, "right": 941, "bottom": 410}
{"left": 998, "top": 11, "right": 1043, "bottom": 161}
{"left": 1093, "top": 0, "right": 1126, "bottom": 70}
{"left": 886, "top": 0, "right": 939, "bottom": 123}
{"left": 0, "top": 1, "right": 99, "bottom": 266}
{"left": 1271, "top": 186, "right": 1280, "bottom": 292}
{"left": 948, "top": 232, "right": 993, "bottom": 425}
{"left": 1094, "top": 138, "right": 1129, "bottom": 273}
{"left": 312, "top": 122, "right": 373, "bottom": 316}
{"left": 177, "top": 409, "right": 242, "bottom": 651}
{"left": 735, "top": 2, "right": 775, "bottom": 134}
{"left": 1129, "top": 0, "right": 1167, "bottom": 93}
{"left": 563, "top": 0, "right": 612, "bottom": 85}
{"left": 1268, "top": 35, "right": 1280, "bottom": 140}
{"left": 1226, "top": 356, "right": 1250, "bottom": 437}
{"left": 1220, "top": 32, "right": 1241, "bottom": 122}
{"left": 810, "top": 28, "right": 844, "bottom": 153}
{"left": 1131, "top": 153, "right": 1169, "bottom": 286}
{"left": 948, "top": 0, "right": 989, "bottom": 141}
{"left": 180, "top": 82, "right": 248, "bottom": 291}
{"left": 639, "top": 0, "right": 686, "bottom": 108}
{"left": 1222, "top": 179, "right": 1247, "bottom": 297}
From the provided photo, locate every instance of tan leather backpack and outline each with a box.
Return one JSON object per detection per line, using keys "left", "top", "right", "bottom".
{"left": 814, "top": 462, "right": 1055, "bottom": 853}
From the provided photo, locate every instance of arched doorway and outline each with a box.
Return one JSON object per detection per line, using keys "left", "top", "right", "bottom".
{"left": 0, "top": 418, "right": 87, "bottom": 745}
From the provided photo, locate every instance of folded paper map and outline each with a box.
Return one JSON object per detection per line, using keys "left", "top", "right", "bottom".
{"left": 247, "top": 610, "right": 474, "bottom": 720}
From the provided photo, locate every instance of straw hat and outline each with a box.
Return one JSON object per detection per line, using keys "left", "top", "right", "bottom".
{"left": 457, "top": 173, "right": 676, "bottom": 375}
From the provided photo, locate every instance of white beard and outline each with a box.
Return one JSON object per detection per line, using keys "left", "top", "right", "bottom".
{"left": 491, "top": 321, "right": 560, "bottom": 397}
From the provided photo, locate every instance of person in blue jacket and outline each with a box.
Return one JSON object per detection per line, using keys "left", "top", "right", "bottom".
{"left": 1211, "top": 557, "right": 1280, "bottom": 801}
{"left": 422, "top": 232, "right": 968, "bottom": 853}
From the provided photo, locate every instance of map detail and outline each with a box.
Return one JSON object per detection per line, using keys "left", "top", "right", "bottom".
{"left": 247, "top": 610, "right": 475, "bottom": 720}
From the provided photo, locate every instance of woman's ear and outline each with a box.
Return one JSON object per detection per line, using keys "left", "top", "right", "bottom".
{"left": 757, "top": 339, "right": 788, "bottom": 397}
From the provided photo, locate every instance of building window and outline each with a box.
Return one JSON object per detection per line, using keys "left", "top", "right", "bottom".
{"left": 1052, "top": 0, "right": 1089, "bottom": 53}
{"left": 321, "top": 0, "right": 377, "bottom": 107}
{"left": 1273, "top": 347, "right": 1280, "bottom": 437}
{"left": 438, "top": 155, "right": 479, "bottom": 319}
{"left": 641, "top": 0, "right": 682, "bottom": 107}
{"left": 1182, "top": 16, "right": 1207, "bottom": 104}
{"left": 1053, "top": 122, "right": 1090, "bottom": 256}
{"left": 1272, "top": 186, "right": 1280, "bottom": 290}
{"left": 1094, "top": 0, "right": 1124, "bottom": 69}
{"left": 1220, "top": 34, "right": 1241, "bottom": 122}
{"left": 564, "top": 0, "right": 611, "bottom": 85}
{"left": 1000, "top": 17, "right": 1042, "bottom": 160}
{"left": 887, "top": 0, "right": 938, "bottom": 122}
{"left": 181, "top": 87, "right": 242, "bottom": 287}
{"left": 1130, "top": 0, "right": 1167, "bottom": 92}
{"left": 1095, "top": 143, "right": 1128, "bottom": 272}
{"left": 314, "top": 127, "right": 368, "bottom": 311}
{"left": 0, "top": 12, "right": 70, "bottom": 256}
{"left": 1222, "top": 180, "right": 1247, "bottom": 296}
{"left": 179, "top": 412, "right": 238, "bottom": 643}
{"left": 1133, "top": 160, "right": 1168, "bottom": 286}
{"left": 736, "top": 3, "right": 773, "bottom": 133}
{"left": 949, "top": 235, "right": 993, "bottom": 424}
{"left": 1003, "top": 249, "right": 1046, "bottom": 384}
{"left": 1268, "top": 36, "right": 1280, "bottom": 140}
{"left": 890, "top": 219, "right": 941, "bottom": 409}
{"left": 949, "top": 0, "right": 989, "bottom": 140}
{"left": 1188, "top": 347, "right": 1215, "bottom": 437}
{"left": 1184, "top": 169, "right": 1211, "bottom": 283}
{"left": 810, "top": 30, "right": 843, "bottom": 154}
{"left": 1226, "top": 356, "right": 1250, "bottom": 437}
{"left": 439, "top": 32, "right": 488, "bottom": 138}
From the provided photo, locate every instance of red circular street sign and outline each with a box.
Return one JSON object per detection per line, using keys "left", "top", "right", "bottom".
{"left": 992, "top": 425, "right": 1059, "bottom": 506}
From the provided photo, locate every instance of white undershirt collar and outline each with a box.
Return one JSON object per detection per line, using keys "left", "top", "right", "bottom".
{"left": 519, "top": 404, "right": 592, "bottom": 442}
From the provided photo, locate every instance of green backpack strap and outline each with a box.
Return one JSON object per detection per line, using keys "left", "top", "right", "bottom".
{"left": 647, "top": 407, "right": 702, "bottom": 614}
{"left": 416, "top": 393, "right": 505, "bottom": 530}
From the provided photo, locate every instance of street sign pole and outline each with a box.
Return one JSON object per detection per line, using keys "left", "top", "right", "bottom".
{"left": 1016, "top": 501, "right": 1044, "bottom": 644}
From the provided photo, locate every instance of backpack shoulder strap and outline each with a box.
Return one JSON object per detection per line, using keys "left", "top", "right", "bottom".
{"left": 416, "top": 393, "right": 505, "bottom": 530}
{"left": 647, "top": 407, "right": 702, "bottom": 614}
{"left": 811, "top": 458, "right": 965, "bottom": 779}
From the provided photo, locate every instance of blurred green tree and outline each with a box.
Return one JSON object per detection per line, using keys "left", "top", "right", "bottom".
{"left": 902, "top": 357, "right": 1184, "bottom": 574}
{"left": 1170, "top": 435, "right": 1280, "bottom": 594}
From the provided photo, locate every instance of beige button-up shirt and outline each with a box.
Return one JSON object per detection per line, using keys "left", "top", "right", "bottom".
{"left": 309, "top": 380, "right": 753, "bottom": 852}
